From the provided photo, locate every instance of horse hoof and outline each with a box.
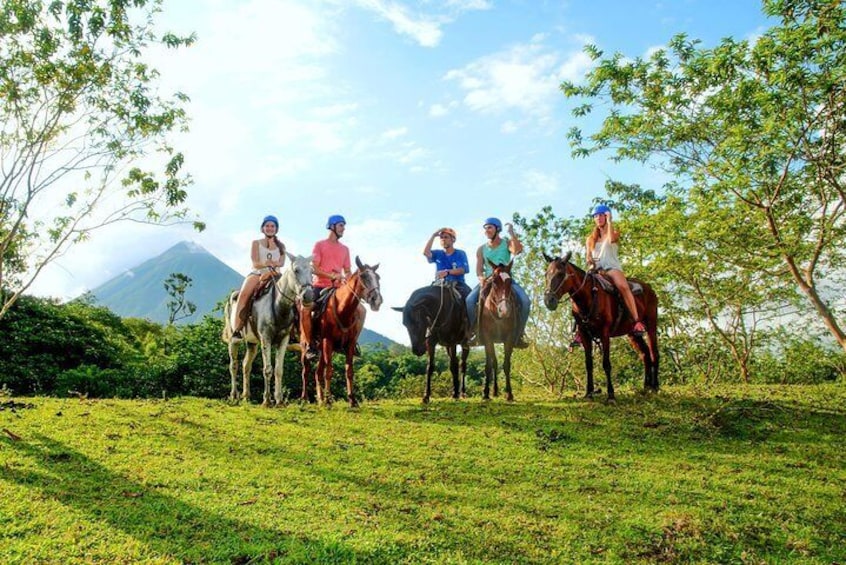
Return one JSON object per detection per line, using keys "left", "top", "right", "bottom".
{"left": 422, "top": 396, "right": 430, "bottom": 404}
{"left": 506, "top": 394, "right": 514, "bottom": 402}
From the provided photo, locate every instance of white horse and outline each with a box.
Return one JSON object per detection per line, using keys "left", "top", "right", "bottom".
{"left": 222, "top": 253, "right": 314, "bottom": 406}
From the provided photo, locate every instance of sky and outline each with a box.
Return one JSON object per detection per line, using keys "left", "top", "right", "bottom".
{"left": 30, "top": 0, "right": 774, "bottom": 345}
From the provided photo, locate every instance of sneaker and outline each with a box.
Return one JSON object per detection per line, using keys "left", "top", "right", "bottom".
{"left": 466, "top": 334, "right": 479, "bottom": 346}
{"left": 304, "top": 342, "right": 319, "bottom": 361}
{"left": 231, "top": 329, "right": 243, "bottom": 341}
{"left": 632, "top": 321, "right": 646, "bottom": 336}
{"left": 569, "top": 332, "right": 582, "bottom": 350}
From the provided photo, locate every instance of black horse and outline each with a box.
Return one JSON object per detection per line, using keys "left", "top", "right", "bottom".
{"left": 394, "top": 282, "right": 470, "bottom": 403}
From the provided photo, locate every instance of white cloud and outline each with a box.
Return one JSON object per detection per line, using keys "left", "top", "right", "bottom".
{"left": 522, "top": 169, "right": 559, "bottom": 197}
{"left": 444, "top": 34, "right": 595, "bottom": 125}
{"left": 351, "top": 0, "right": 491, "bottom": 47}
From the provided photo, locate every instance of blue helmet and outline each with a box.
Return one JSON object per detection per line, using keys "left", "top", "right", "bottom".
{"left": 483, "top": 217, "right": 502, "bottom": 230}
{"left": 592, "top": 204, "right": 611, "bottom": 217}
{"left": 326, "top": 214, "right": 346, "bottom": 229}
{"left": 261, "top": 215, "right": 279, "bottom": 229}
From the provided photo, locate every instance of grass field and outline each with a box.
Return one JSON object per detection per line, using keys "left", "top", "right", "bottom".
{"left": 1, "top": 385, "right": 844, "bottom": 564}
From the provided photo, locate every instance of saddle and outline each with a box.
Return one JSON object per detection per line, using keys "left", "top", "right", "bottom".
{"left": 432, "top": 279, "right": 463, "bottom": 302}
{"left": 251, "top": 269, "right": 280, "bottom": 301}
{"left": 592, "top": 271, "right": 643, "bottom": 296}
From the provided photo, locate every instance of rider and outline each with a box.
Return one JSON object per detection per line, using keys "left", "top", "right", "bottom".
{"left": 586, "top": 204, "right": 646, "bottom": 336}
{"left": 231, "top": 215, "right": 286, "bottom": 339}
{"left": 465, "top": 217, "right": 531, "bottom": 348}
{"left": 299, "top": 214, "right": 352, "bottom": 359}
{"left": 423, "top": 227, "right": 471, "bottom": 300}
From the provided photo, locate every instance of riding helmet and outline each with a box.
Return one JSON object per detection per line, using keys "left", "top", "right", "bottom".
{"left": 439, "top": 227, "right": 457, "bottom": 240}
{"left": 592, "top": 204, "right": 611, "bottom": 217}
{"left": 326, "top": 214, "right": 346, "bottom": 229}
{"left": 483, "top": 217, "right": 502, "bottom": 230}
{"left": 261, "top": 215, "right": 279, "bottom": 229}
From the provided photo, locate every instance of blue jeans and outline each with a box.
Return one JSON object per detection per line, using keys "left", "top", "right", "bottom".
{"left": 466, "top": 281, "right": 530, "bottom": 341}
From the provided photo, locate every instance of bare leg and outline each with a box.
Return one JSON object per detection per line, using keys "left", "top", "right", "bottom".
{"left": 233, "top": 275, "right": 260, "bottom": 332}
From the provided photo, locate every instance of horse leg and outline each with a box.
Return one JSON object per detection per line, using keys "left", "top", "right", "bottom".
{"left": 492, "top": 351, "right": 499, "bottom": 398}
{"left": 601, "top": 334, "right": 614, "bottom": 401}
{"left": 461, "top": 346, "right": 469, "bottom": 398}
{"left": 583, "top": 339, "right": 595, "bottom": 399}
{"left": 447, "top": 344, "right": 460, "bottom": 400}
{"left": 345, "top": 348, "right": 358, "bottom": 408}
{"left": 228, "top": 342, "right": 240, "bottom": 401}
{"left": 423, "top": 343, "right": 435, "bottom": 404}
{"left": 274, "top": 335, "right": 290, "bottom": 406}
{"left": 503, "top": 341, "right": 514, "bottom": 402}
{"left": 314, "top": 344, "right": 326, "bottom": 405}
{"left": 483, "top": 341, "right": 495, "bottom": 400}
{"left": 322, "top": 343, "right": 334, "bottom": 405}
{"left": 260, "top": 341, "right": 274, "bottom": 407}
{"left": 242, "top": 342, "right": 258, "bottom": 402}
{"left": 648, "top": 329, "right": 660, "bottom": 391}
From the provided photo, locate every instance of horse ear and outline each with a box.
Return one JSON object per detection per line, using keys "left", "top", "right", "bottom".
{"left": 543, "top": 252, "right": 555, "bottom": 263}
{"left": 486, "top": 258, "right": 496, "bottom": 269}
{"left": 286, "top": 251, "right": 295, "bottom": 263}
{"left": 563, "top": 250, "right": 572, "bottom": 264}
{"left": 372, "top": 263, "right": 379, "bottom": 271}
{"left": 355, "top": 256, "right": 364, "bottom": 270}
{"left": 390, "top": 306, "right": 403, "bottom": 312}
{"left": 506, "top": 259, "right": 513, "bottom": 271}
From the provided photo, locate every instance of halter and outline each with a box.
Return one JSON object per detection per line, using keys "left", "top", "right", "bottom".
{"left": 330, "top": 268, "right": 381, "bottom": 333}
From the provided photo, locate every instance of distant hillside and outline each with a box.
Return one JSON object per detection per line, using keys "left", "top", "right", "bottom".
{"left": 86, "top": 241, "right": 396, "bottom": 346}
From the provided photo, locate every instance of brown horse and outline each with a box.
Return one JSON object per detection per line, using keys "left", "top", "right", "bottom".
{"left": 478, "top": 261, "right": 518, "bottom": 401}
{"left": 300, "top": 256, "right": 382, "bottom": 407}
{"left": 543, "top": 251, "right": 659, "bottom": 400}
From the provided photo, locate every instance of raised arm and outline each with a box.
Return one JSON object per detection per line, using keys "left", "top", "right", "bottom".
{"left": 423, "top": 229, "right": 440, "bottom": 260}
{"left": 505, "top": 222, "right": 523, "bottom": 255}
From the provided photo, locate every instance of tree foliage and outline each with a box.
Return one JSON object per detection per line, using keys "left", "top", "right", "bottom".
{"left": 0, "top": 0, "right": 203, "bottom": 320}
{"left": 562, "top": 0, "right": 846, "bottom": 352}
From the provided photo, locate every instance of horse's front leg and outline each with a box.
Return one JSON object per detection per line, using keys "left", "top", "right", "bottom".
{"left": 461, "top": 348, "right": 470, "bottom": 398}
{"left": 601, "top": 334, "right": 614, "bottom": 401}
{"left": 446, "top": 344, "right": 460, "bottom": 400}
{"left": 503, "top": 342, "right": 514, "bottom": 402}
{"left": 273, "top": 335, "right": 290, "bottom": 406}
{"left": 228, "top": 342, "right": 240, "bottom": 401}
{"left": 423, "top": 343, "right": 436, "bottom": 404}
{"left": 483, "top": 341, "right": 496, "bottom": 400}
{"left": 314, "top": 342, "right": 326, "bottom": 405}
{"left": 582, "top": 337, "right": 595, "bottom": 399}
{"left": 319, "top": 342, "right": 334, "bottom": 405}
{"left": 345, "top": 346, "right": 358, "bottom": 408}
{"left": 260, "top": 340, "right": 274, "bottom": 407}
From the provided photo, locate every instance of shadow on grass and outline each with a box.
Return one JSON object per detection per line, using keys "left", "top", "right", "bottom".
{"left": 1, "top": 434, "right": 387, "bottom": 564}
{"left": 375, "top": 392, "right": 846, "bottom": 450}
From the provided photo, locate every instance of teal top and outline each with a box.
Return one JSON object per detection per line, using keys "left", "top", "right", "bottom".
{"left": 481, "top": 237, "right": 511, "bottom": 277}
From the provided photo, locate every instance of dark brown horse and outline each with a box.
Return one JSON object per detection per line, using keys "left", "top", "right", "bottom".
{"left": 300, "top": 256, "right": 382, "bottom": 407}
{"left": 543, "top": 251, "right": 659, "bottom": 400}
{"left": 478, "top": 261, "right": 518, "bottom": 401}
{"left": 393, "top": 282, "right": 470, "bottom": 403}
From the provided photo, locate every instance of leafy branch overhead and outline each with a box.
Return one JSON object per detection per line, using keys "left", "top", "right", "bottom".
{"left": 0, "top": 0, "right": 204, "bottom": 319}
{"left": 561, "top": 0, "right": 846, "bottom": 353}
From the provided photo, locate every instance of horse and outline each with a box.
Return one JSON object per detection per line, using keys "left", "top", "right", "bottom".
{"left": 478, "top": 260, "right": 521, "bottom": 401}
{"left": 222, "top": 253, "right": 314, "bottom": 406}
{"left": 300, "top": 256, "right": 382, "bottom": 407}
{"left": 393, "top": 281, "right": 470, "bottom": 403}
{"left": 543, "top": 251, "right": 659, "bottom": 401}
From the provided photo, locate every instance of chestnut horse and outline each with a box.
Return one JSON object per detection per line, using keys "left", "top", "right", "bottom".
{"left": 300, "top": 256, "right": 382, "bottom": 407}
{"left": 393, "top": 281, "right": 470, "bottom": 403}
{"left": 478, "top": 261, "right": 519, "bottom": 401}
{"left": 543, "top": 251, "right": 659, "bottom": 400}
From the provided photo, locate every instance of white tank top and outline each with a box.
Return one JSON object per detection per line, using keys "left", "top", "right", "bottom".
{"left": 593, "top": 240, "right": 622, "bottom": 271}
{"left": 258, "top": 242, "right": 281, "bottom": 264}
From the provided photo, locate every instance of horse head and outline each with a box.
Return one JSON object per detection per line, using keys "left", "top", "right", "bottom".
{"left": 484, "top": 260, "right": 514, "bottom": 320}
{"left": 282, "top": 252, "right": 315, "bottom": 305}
{"left": 543, "top": 251, "right": 573, "bottom": 311}
{"left": 354, "top": 255, "right": 382, "bottom": 312}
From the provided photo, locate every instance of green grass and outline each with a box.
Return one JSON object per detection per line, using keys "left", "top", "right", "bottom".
{"left": 1, "top": 385, "right": 845, "bottom": 564}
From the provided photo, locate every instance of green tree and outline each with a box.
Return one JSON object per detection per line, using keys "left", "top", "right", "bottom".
{"left": 0, "top": 0, "right": 203, "bottom": 320}
{"left": 164, "top": 272, "right": 196, "bottom": 325}
{"left": 562, "top": 0, "right": 846, "bottom": 353}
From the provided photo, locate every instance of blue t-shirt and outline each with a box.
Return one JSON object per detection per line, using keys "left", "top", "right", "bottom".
{"left": 429, "top": 249, "right": 469, "bottom": 284}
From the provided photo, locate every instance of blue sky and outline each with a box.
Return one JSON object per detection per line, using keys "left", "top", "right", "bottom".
{"left": 32, "top": 0, "right": 773, "bottom": 344}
